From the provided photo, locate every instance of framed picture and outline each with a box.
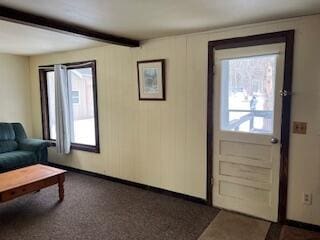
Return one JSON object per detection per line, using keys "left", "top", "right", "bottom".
{"left": 137, "top": 59, "right": 165, "bottom": 100}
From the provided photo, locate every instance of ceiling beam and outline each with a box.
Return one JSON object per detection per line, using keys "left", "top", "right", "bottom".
{"left": 0, "top": 5, "right": 140, "bottom": 47}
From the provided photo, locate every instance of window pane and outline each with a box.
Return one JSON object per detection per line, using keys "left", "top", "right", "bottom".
{"left": 47, "top": 71, "right": 56, "bottom": 140}
{"left": 68, "top": 68, "right": 96, "bottom": 146}
{"left": 220, "top": 54, "right": 277, "bottom": 134}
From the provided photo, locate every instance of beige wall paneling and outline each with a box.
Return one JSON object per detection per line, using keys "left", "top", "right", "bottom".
{"left": 29, "top": 15, "right": 320, "bottom": 225}
{"left": 0, "top": 53, "right": 32, "bottom": 134}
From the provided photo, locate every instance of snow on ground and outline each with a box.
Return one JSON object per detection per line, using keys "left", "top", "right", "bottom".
{"left": 50, "top": 118, "right": 95, "bottom": 145}
{"left": 226, "top": 92, "right": 273, "bottom": 133}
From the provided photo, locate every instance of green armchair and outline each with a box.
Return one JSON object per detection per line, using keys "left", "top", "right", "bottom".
{"left": 0, "top": 122, "right": 50, "bottom": 173}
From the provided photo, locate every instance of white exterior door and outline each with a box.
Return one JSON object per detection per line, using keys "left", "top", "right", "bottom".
{"left": 212, "top": 43, "right": 285, "bottom": 221}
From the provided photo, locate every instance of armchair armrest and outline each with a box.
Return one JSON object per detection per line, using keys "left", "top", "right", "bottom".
{"left": 18, "top": 138, "right": 51, "bottom": 152}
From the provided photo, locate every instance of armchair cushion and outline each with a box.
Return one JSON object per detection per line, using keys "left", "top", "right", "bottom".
{"left": 11, "top": 122, "right": 27, "bottom": 141}
{"left": 0, "top": 122, "right": 50, "bottom": 172}
{"left": 0, "top": 123, "right": 16, "bottom": 141}
{"left": 18, "top": 139, "right": 50, "bottom": 152}
{"left": 0, "top": 140, "right": 18, "bottom": 153}
{"left": 0, "top": 151, "right": 37, "bottom": 173}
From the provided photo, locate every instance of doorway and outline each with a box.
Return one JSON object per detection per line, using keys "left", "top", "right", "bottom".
{"left": 206, "top": 31, "right": 294, "bottom": 222}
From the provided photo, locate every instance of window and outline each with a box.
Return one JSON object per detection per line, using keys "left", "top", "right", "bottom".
{"left": 40, "top": 61, "right": 100, "bottom": 153}
{"left": 220, "top": 54, "right": 277, "bottom": 134}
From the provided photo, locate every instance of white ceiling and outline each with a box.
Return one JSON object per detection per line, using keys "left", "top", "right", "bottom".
{"left": 0, "top": 20, "right": 104, "bottom": 55}
{"left": 0, "top": 0, "right": 320, "bottom": 55}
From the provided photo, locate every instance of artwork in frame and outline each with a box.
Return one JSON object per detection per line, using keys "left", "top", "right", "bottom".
{"left": 137, "top": 59, "right": 165, "bottom": 100}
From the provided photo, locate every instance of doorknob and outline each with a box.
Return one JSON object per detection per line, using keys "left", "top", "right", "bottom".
{"left": 270, "top": 137, "right": 279, "bottom": 144}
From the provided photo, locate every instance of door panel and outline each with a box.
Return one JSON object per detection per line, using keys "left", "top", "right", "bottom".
{"left": 213, "top": 43, "right": 285, "bottom": 221}
{"left": 220, "top": 161, "right": 271, "bottom": 183}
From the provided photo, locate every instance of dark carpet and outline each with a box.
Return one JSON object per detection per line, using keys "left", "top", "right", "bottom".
{"left": 0, "top": 172, "right": 218, "bottom": 240}
{"left": 279, "top": 225, "right": 320, "bottom": 240}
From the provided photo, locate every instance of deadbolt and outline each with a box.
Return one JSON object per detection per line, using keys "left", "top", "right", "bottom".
{"left": 270, "top": 137, "right": 279, "bottom": 144}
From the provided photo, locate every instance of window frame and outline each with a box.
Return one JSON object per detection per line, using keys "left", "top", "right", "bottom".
{"left": 39, "top": 60, "right": 100, "bottom": 153}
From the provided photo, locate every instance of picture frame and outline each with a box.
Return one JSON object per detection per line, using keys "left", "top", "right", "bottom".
{"left": 137, "top": 59, "right": 165, "bottom": 100}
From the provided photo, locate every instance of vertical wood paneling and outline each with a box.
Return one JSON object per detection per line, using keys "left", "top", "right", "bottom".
{"left": 172, "top": 37, "right": 188, "bottom": 193}
{"left": 104, "top": 47, "right": 120, "bottom": 177}
{"left": 0, "top": 54, "right": 32, "bottom": 134}
{"left": 28, "top": 37, "right": 209, "bottom": 199}
{"left": 158, "top": 39, "right": 175, "bottom": 189}
{"left": 28, "top": 16, "right": 320, "bottom": 226}
{"left": 118, "top": 47, "right": 136, "bottom": 181}
{"left": 185, "top": 34, "right": 209, "bottom": 197}
{"left": 160, "top": 37, "right": 187, "bottom": 191}
{"left": 141, "top": 39, "right": 170, "bottom": 187}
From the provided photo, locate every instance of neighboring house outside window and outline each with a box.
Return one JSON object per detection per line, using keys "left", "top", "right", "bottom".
{"left": 72, "top": 90, "right": 80, "bottom": 104}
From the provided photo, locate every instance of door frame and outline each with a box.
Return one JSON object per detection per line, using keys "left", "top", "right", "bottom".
{"left": 206, "top": 30, "right": 295, "bottom": 222}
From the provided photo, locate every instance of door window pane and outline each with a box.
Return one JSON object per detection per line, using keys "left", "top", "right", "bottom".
{"left": 220, "top": 54, "right": 277, "bottom": 134}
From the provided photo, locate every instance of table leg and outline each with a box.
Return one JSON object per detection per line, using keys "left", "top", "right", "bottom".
{"left": 58, "top": 174, "right": 65, "bottom": 202}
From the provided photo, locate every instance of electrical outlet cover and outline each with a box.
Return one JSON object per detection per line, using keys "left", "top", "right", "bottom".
{"left": 303, "top": 193, "right": 312, "bottom": 205}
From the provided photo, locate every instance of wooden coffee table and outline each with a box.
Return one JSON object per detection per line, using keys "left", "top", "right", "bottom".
{"left": 0, "top": 164, "right": 66, "bottom": 203}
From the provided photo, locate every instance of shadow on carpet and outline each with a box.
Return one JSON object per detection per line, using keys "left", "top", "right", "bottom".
{"left": 0, "top": 172, "right": 218, "bottom": 240}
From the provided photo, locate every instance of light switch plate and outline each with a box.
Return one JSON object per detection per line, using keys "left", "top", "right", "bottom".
{"left": 293, "top": 122, "right": 307, "bottom": 134}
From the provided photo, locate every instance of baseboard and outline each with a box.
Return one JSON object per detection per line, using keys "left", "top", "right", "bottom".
{"left": 285, "top": 219, "right": 320, "bottom": 232}
{"left": 48, "top": 162, "right": 207, "bottom": 205}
